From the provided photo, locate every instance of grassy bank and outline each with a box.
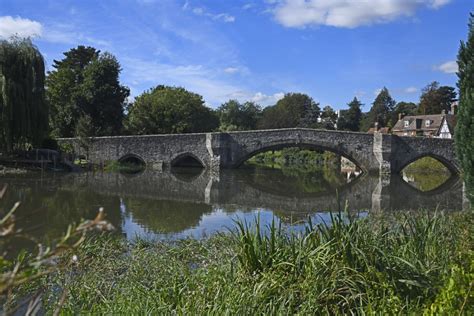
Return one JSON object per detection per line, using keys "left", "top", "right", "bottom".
{"left": 404, "top": 157, "right": 451, "bottom": 174}
{"left": 37, "top": 212, "right": 474, "bottom": 314}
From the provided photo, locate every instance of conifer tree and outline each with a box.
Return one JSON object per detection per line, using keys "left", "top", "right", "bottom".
{"left": 365, "top": 87, "right": 395, "bottom": 130}
{"left": 338, "top": 97, "right": 362, "bottom": 131}
{"left": 455, "top": 13, "right": 474, "bottom": 201}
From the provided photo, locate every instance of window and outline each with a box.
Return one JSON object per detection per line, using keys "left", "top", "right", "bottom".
{"left": 404, "top": 120, "right": 409, "bottom": 127}
{"left": 403, "top": 132, "right": 408, "bottom": 136}
{"left": 425, "top": 120, "right": 431, "bottom": 127}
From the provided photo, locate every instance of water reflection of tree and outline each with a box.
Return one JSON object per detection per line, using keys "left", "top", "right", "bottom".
{"left": 402, "top": 171, "right": 451, "bottom": 192}
{"left": 248, "top": 164, "right": 347, "bottom": 197}
{"left": 122, "top": 198, "right": 213, "bottom": 233}
{"left": 0, "top": 180, "right": 121, "bottom": 244}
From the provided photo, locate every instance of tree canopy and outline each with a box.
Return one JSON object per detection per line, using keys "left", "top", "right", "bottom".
{"left": 217, "top": 100, "right": 262, "bottom": 131}
{"left": 455, "top": 13, "right": 474, "bottom": 202}
{"left": 0, "top": 38, "right": 48, "bottom": 151}
{"left": 337, "top": 97, "right": 362, "bottom": 131}
{"left": 125, "top": 85, "right": 219, "bottom": 134}
{"left": 391, "top": 101, "right": 418, "bottom": 123}
{"left": 418, "top": 81, "right": 457, "bottom": 115}
{"left": 258, "top": 93, "right": 320, "bottom": 129}
{"left": 364, "top": 87, "right": 396, "bottom": 130}
{"left": 47, "top": 46, "right": 129, "bottom": 137}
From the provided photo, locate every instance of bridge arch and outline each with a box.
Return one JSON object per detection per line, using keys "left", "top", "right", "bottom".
{"left": 398, "top": 153, "right": 459, "bottom": 175}
{"left": 171, "top": 153, "right": 205, "bottom": 168}
{"left": 118, "top": 153, "right": 146, "bottom": 166}
{"left": 233, "top": 142, "right": 363, "bottom": 171}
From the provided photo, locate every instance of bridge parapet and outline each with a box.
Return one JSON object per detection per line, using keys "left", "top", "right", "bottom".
{"left": 58, "top": 128, "right": 459, "bottom": 174}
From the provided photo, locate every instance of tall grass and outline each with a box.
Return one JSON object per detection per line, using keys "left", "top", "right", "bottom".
{"left": 36, "top": 211, "right": 473, "bottom": 314}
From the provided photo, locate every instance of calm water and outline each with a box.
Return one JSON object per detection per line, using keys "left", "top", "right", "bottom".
{"left": 0, "top": 165, "right": 469, "bottom": 245}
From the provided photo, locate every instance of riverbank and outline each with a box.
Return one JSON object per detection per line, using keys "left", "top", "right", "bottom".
{"left": 36, "top": 211, "right": 474, "bottom": 314}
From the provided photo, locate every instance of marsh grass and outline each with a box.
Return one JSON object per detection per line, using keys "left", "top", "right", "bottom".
{"left": 37, "top": 211, "right": 474, "bottom": 314}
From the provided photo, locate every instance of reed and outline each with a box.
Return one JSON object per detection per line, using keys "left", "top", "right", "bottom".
{"left": 34, "top": 210, "right": 473, "bottom": 314}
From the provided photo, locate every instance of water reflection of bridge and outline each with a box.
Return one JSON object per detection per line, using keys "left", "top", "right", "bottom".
{"left": 63, "top": 169, "right": 467, "bottom": 214}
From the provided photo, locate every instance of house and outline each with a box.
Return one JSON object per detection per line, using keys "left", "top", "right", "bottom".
{"left": 392, "top": 111, "right": 457, "bottom": 138}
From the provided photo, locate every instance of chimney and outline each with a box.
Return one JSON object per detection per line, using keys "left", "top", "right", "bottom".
{"left": 451, "top": 101, "right": 458, "bottom": 114}
{"left": 374, "top": 122, "right": 379, "bottom": 131}
{"left": 398, "top": 113, "right": 403, "bottom": 121}
{"left": 441, "top": 109, "right": 446, "bottom": 115}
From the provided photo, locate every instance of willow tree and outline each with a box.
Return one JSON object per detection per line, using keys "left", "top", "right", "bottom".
{"left": 0, "top": 38, "right": 48, "bottom": 151}
{"left": 455, "top": 13, "right": 474, "bottom": 201}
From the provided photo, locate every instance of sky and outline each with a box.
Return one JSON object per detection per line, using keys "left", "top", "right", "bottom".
{"left": 0, "top": 0, "right": 472, "bottom": 111}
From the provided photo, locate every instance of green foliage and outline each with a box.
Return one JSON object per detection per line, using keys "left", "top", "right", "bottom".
{"left": 104, "top": 160, "right": 145, "bottom": 173}
{"left": 337, "top": 97, "right": 363, "bottom": 131}
{"left": 318, "top": 105, "right": 337, "bottom": 130}
{"left": 217, "top": 99, "right": 262, "bottom": 131}
{"left": 455, "top": 13, "right": 474, "bottom": 203}
{"left": 365, "top": 87, "right": 396, "bottom": 130}
{"left": 392, "top": 101, "right": 418, "bottom": 124}
{"left": 125, "top": 85, "right": 218, "bottom": 134}
{"left": 425, "top": 253, "right": 474, "bottom": 314}
{"left": 418, "top": 81, "right": 457, "bottom": 115}
{"left": 37, "top": 212, "right": 474, "bottom": 314}
{"left": 258, "top": 93, "right": 320, "bottom": 129}
{"left": 47, "top": 46, "right": 129, "bottom": 137}
{"left": 75, "top": 114, "right": 94, "bottom": 157}
{"left": 0, "top": 38, "right": 48, "bottom": 151}
{"left": 0, "top": 186, "right": 114, "bottom": 314}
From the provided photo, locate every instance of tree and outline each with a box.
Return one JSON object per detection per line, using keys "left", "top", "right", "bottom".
{"left": 337, "top": 97, "right": 362, "bottom": 131}
{"left": 418, "top": 81, "right": 456, "bottom": 115}
{"left": 125, "top": 85, "right": 219, "bottom": 134}
{"left": 75, "top": 114, "right": 94, "bottom": 158}
{"left": 218, "top": 100, "right": 262, "bottom": 131}
{"left": 47, "top": 46, "right": 129, "bottom": 137}
{"left": 455, "top": 13, "right": 474, "bottom": 201}
{"left": 365, "top": 87, "right": 396, "bottom": 130}
{"left": 319, "top": 105, "right": 338, "bottom": 130}
{"left": 257, "top": 93, "right": 320, "bottom": 129}
{"left": 0, "top": 38, "right": 48, "bottom": 151}
{"left": 391, "top": 101, "right": 418, "bottom": 124}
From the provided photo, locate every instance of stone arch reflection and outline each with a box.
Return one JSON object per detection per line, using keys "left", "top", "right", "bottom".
{"left": 401, "top": 156, "right": 453, "bottom": 192}
{"left": 236, "top": 144, "right": 363, "bottom": 173}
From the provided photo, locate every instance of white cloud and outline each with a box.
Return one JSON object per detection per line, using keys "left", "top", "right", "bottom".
{"left": 251, "top": 92, "right": 285, "bottom": 104}
{"left": 436, "top": 60, "right": 458, "bottom": 74}
{"left": 0, "top": 16, "right": 110, "bottom": 47}
{"left": 224, "top": 67, "right": 240, "bottom": 74}
{"left": 269, "top": 0, "right": 452, "bottom": 28}
{"left": 184, "top": 3, "right": 235, "bottom": 23}
{"left": 242, "top": 3, "right": 255, "bottom": 10}
{"left": 0, "top": 16, "right": 42, "bottom": 39}
{"left": 404, "top": 86, "right": 418, "bottom": 93}
{"left": 431, "top": 0, "right": 451, "bottom": 9}
{"left": 124, "top": 58, "right": 247, "bottom": 106}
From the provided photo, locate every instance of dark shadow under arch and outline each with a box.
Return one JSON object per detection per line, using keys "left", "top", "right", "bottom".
{"left": 117, "top": 154, "right": 146, "bottom": 174}
{"left": 118, "top": 153, "right": 146, "bottom": 165}
{"left": 171, "top": 153, "right": 205, "bottom": 168}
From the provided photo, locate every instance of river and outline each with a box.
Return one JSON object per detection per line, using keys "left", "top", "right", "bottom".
{"left": 0, "top": 165, "right": 469, "bottom": 247}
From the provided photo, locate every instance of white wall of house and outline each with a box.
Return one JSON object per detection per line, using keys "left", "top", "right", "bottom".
{"left": 437, "top": 118, "right": 452, "bottom": 139}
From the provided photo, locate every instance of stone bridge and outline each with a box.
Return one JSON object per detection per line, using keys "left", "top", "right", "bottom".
{"left": 59, "top": 128, "right": 460, "bottom": 174}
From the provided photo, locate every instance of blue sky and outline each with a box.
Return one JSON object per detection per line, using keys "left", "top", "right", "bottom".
{"left": 0, "top": 0, "right": 472, "bottom": 111}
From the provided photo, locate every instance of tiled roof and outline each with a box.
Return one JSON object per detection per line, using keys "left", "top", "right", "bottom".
{"left": 392, "top": 114, "right": 456, "bottom": 133}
